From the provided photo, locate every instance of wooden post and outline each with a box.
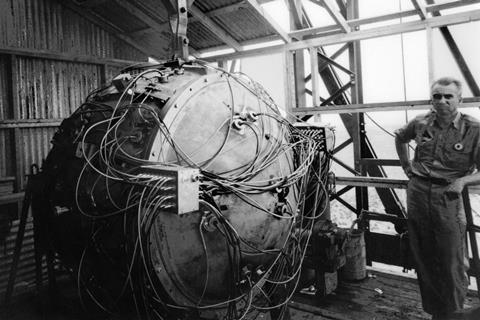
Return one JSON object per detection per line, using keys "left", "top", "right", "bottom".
{"left": 310, "top": 47, "right": 320, "bottom": 109}
{"left": 462, "top": 187, "right": 480, "bottom": 299}
{"left": 294, "top": 50, "right": 307, "bottom": 108}
{"left": 100, "top": 63, "right": 107, "bottom": 85}
{"left": 4, "top": 179, "right": 32, "bottom": 304}
{"left": 347, "top": 0, "right": 368, "bottom": 218}
{"left": 8, "top": 55, "right": 24, "bottom": 192}
{"left": 283, "top": 50, "right": 296, "bottom": 122}
{"left": 218, "top": 60, "right": 226, "bottom": 70}
{"left": 426, "top": 26, "right": 434, "bottom": 83}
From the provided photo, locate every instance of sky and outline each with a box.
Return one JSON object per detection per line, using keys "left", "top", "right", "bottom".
{"left": 239, "top": 0, "right": 480, "bottom": 129}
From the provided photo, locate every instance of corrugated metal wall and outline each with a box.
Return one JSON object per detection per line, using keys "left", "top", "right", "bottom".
{"left": 15, "top": 58, "right": 102, "bottom": 119}
{"left": 19, "top": 127, "right": 57, "bottom": 176}
{"left": 0, "top": 0, "right": 148, "bottom": 303}
{"left": 0, "top": 0, "right": 144, "bottom": 60}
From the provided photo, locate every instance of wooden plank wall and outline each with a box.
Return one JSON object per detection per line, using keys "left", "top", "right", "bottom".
{"left": 0, "top": 0, "right": 147, "bottom": 302}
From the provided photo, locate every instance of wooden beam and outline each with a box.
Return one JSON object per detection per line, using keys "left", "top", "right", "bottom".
{"left": 189, "top": 5, "right": 243, "bottom": 51}
{"left": 426, "top": 0, "right": 480, "bottom": 13}
{"left": 204, "top": 9, "right": 480, "bottom": 61}
{"left": 286, "top": 0, "right": 308, "bottom": 110}
{"left": 0, "top": 46, "right": 138, "bottom": 66}
{"left": 115, "top": 0, "right": 201, "bottom": 57}
{"left": 9, "top": 55, "right": 24, "bottom": 192}
{"left": 335, "top": 0, "right": 347, "bottom": 18}
{"left": 291, "top": 97, "right": 480, "bottom": 114}
{"left": 0, "top": 192, "right": 25, "bottom": 205}
{"left": 427, "top": 26, "right": 434, "bottom": 82}
{"left": 283, "top": 50, "right": 296, "bottom": 121}
{"left": 290, "top": 9, "right": 480, "bottom": 50}
{"left": 335, "top": 176, "right": 409, "bottom": 189}
{"left": 426, "top": 0, "right": 480, "bottom": 96}
{"left": 204, "top": 1, "right": 248, "bottom": 17}
{"left": 294, "top": 50, "right": 307, "bottom": 108}
{"left": 347, "top": 0, "right": 369, "bottom": 219}
{"left": 159, "top": 0, "right": 178, "bottom": 15}
{"left": 246, "top": 0, "right": 292, "bottom": 42}
{"left": 318, "top": 51, "right": 353, "bottom": 75}
{"left": 0, "top": 119, "right": 62, "bottom": 129}
{"left": 128, "top": 2, "right": 248, "bottom": 35}
{"left": 304, "top": 43, "right": 350, "bottom": 82}
{"left": 229, "top": 59, "right": 238, "bottom": 73}
{"left": 332, "top": 137, "right": 352, "bottom": 154}
{"left": 287, "top": 0, "right": 305, "bottom": 30}
{"left": 322, "top": 0, "right": 350, "bottom": 32}
{"left": 411, "top": 0, "right": 427, "bottom": 20}
{"left": 360, "top": 159, "right": 402, "bottom": 167}
{"left": 289, "top": 0, "right": 480, "bottom": 39}
{"left": 196, "top": 35, "right": 280, "bottom": 56}
{"left": 309, "top": 48, "right": 320, "bottom": 107}
{"left": 114, "top": 0, "right": 169, "bottom": 37}
{"left": 290, "top": 11, "right": 415, "bottom": 39}
{"left": 71, "top": 0, "right": 109, "bottom": 7}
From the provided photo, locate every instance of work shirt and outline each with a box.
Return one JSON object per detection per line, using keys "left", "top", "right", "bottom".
{"left": 395, "top": 111, "right": 480, "bottom": 181}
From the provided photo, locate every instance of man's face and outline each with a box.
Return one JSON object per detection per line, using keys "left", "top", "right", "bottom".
{"left": 431, "top": 83, "right": 462, "bottom": 118}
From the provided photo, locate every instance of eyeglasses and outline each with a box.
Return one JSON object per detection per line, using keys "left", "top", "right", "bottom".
{"left": 432, "top": 93, "right": 455, "bottom": 100}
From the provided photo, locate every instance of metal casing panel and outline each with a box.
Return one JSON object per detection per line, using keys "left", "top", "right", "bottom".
{"left": 176, "top": 167, "right": 200, "bottom": 215}
{"left": 139, "top": 165, "right": 199, "bottom": 215}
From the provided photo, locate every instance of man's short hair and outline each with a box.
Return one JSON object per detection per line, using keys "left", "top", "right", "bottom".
{"left": 430, "top": 77, "right": 463, "bottom": 96}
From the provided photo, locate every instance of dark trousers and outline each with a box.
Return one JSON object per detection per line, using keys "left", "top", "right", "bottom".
{"left": 407, "top": 176, "right": 469, "bottom": 316}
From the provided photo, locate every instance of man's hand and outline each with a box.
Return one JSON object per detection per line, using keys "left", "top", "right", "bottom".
{"left": 402, "top": 161, "right": 414, "bottom": 178}
{"left": 445, "top": 178, "right": 465, "bottom": 200}
{"left": 395, "top": 137, "right": 414, "bottom": 178}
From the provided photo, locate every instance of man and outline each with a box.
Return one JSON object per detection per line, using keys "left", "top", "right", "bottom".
{"left": 395, "top": 77, "right": 480, "bottom": 320}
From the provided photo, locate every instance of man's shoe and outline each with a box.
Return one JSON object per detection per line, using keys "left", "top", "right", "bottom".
{"left": 450, "top": 306, "right": 480, "bottom": 319}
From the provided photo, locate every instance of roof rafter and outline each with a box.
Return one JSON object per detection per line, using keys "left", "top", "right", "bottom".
{"left": 127, "top": 2, "right": 248, "bottom": 38}
{"left": 188, "top": 5, "right": 243, "bottom": 51}
{"left": 246, "top": 0, "right": 291, "bottom": 42}
{"left": 114, "top": 0, "right": 203, "bottom": 56}
{"left": 286, "top": 0, "right": 305, "bottom": 30}
{"left": 196, "top": 34, "right": 281, "bottom": 55}
{"left": 289, "top": 0, "right": 480, "bottom": 39}
{"left": 204, "top": 9, "right": 480, "bottom": 61}
{"left": 410, "top": 0, "right": 427, "bottom": 20}
{"left": 71, "top": 0, "right": 109, "bottom": 8}
{"left": 115, "top": 0, "right": 169, "bottom": 35}
{"left": 322, "top": 0, "right": 350, "bottom": 32}
{"left": 202, "top": 1, "right": 248, "bottom": 18}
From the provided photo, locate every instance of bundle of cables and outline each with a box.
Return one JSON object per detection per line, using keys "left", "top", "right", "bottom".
{"left": 49, "top": 62, "right": 333, "bottom": 319}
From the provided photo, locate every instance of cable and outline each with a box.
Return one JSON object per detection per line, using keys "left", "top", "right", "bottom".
{"left": 58, "top": 60, "right": 335, "bottom": 319}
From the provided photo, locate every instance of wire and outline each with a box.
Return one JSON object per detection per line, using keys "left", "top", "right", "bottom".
{"left": 58, "top": 60, "right": 335, "bottom": 319}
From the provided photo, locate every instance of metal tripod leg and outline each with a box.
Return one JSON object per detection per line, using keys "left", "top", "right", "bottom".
{"left": 4, "top": 173, "right": 33, "bottom": 305}
{"left": 4, "top": 164, "right": 56, "bottom": 305}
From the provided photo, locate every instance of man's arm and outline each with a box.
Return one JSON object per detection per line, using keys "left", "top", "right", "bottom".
{"left": 445, "top": 171, "right": 480, "bottom": 197}
{"left": 446, "top": 130, "right": 480, "bottom": 197}
{"left": 395, "top": 135, "right": 413, "bottom": 178}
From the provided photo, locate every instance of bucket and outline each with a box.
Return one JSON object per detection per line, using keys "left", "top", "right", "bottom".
{"left": 340, "top": 229, "right": 366, "bottom": 281}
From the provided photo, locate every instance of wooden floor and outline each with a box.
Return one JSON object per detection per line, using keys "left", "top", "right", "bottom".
{"left": 2, "top": 268, "right": 480, "bottom": 320}
{"left": 289, "top": 268, "right": 480, "bottom": 320}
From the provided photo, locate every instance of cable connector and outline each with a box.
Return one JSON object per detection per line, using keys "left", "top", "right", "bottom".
{"left": 246, "top": 112, "right": 259, "bottom": 122}
{"left": 231, "top": 118, "right": 245, "bottom": 134}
